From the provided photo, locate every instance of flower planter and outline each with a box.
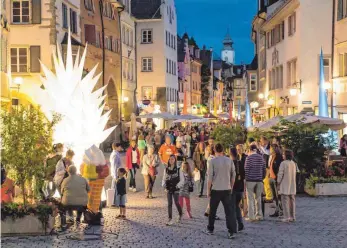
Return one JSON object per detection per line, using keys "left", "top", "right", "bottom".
{"left": 306, "top": 183, "right": 347, "bottom": 196}
{"left": 1, "top": 215, "right": 54, "bottom": 236}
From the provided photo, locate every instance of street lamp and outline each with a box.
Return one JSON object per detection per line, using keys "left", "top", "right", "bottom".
{"left": 267, "top": 98, "right": 275, "bottom": 106}
{"left": 123, "top": 96, "right": 129, "bottom": 103}
{"left": 290, "top": 80, "right": 302, "bottom": 96}
{"left": 11, "top": 77, "right": 23, "bottom": 92}
{"left": 258, "top": 93, "right": 264, "bottom": 99}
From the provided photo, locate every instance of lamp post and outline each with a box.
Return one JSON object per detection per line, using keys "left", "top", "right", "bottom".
{"left": 289, "top": 80, "right": 302, "bottom": 96}
{"left": 11, "top": 77, "right": 23, "bottom": 106}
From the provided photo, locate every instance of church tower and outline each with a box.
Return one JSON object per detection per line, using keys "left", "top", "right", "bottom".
{"left": 221, "top": 29, "right": 235, "bottom": 64}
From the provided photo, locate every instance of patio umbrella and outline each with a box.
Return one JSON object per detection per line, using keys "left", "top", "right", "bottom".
{"left": 179, "top": 114, "right": 202, "bottom": 120}
{"left": 138, "top": 112, "right": 179, "bottom": 120}
{"left": 173, "top": 118, "right": 209, "bottom": 123}
{"left": 125, "top": 121, "right": 143, "bottom": 128}
{"left": 248, "top": 113, "right": 346, "bottom": 131}
{"left": 319, "top": 48, "right": 329, "bottom": 117}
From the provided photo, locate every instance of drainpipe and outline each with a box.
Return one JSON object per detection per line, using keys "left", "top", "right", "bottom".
{"left": 134, "top": 21, "right": 138, "bottom": 115}
{"left": 331, "top": 0, "right": 336, "bottom": 118}
{"left": 116, "top": 6, "right": 125, "bottom": 142}
{"left": 99, "top": 0, "right": 105, "bottom": 88}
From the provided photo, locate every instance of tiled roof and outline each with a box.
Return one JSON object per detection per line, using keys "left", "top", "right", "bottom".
{"left": 131, "top": 0, "right": 162, "bottom": 19}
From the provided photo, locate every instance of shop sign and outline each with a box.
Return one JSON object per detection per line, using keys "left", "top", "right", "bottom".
{"left": 302, "top": 101, "right": 312, "bottom": 105}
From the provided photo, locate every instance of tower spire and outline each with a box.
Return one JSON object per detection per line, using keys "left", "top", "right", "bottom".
{"left": 223, "top": 27, "right": 233, "bottom": 49}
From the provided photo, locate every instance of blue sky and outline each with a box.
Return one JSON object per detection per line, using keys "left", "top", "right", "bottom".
{"left": 175, "top": 0, "right": 257, "bottom": 64}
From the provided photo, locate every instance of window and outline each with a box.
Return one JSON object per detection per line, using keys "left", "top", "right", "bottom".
{"left": 250, "top": 74, "right": 257, "bottom": 91}
{"left": 339, "top": 53, "right": 347, "bottom": 77}
{"left": 165, "top": 31, "right": 169, "bottom": 45}
{"left": 287, "top": 59, "right": 297, "bottom": 87}
{"left": 269, "top": 65, "right": 283, "bottom": 90}
{"left": 288, "top": 12, "right": 296, "bottom": 36}
{"left": 235, "top": 79, "right": 241, "bottom": 86}
{"left": 105, "top": 36, "right": 112, "bottom": 50}
{"left": 337, "top": 0, "right": 347, "bottom": 20}
{"left": 142, "top": 57, "right": 153, "bottom": 72}
{"left": 130, "top": 30, "right": 133, "bottom": 47}
{"left": 173, "top": 36, "right": 176, "bottom": 50}
{"left": 125, "top": 29, "right": 129, "bottom": 45}
{"left": 62, "top": 3, "right": 68, "bottom": 29}
{"left": 70, "top": 9, "right": 77, "bottom": 34}
{"left": 84, "top": 0, "right": 94, "bottom": 12}
{"left": 12, "top": 0, "right": 30, "bottom": 23}
{"left": 166, "top": 58, "right": 168, "bottom": 73}
{"left": 169, "top": 60, "right": 171, "bottom": 74}
{"left": 122, "top": 26, "right": 125, "bottom": 43}
{"left": 141, "top": 29, "right": 152, "bottom": 43}
{"left": 11, "top": 47, "right": 28, "bottom": 72}
{"left": 96, "top": 31, "right": 101, "bottom": 48}
{"left": 323, "top": 58, "right": 330, "bottom": 82}
{"left": 103, "top": 2, "right": 113, "bottom": 19}
{"left": 267, "top": 21, "right": 285, "bottom": 48}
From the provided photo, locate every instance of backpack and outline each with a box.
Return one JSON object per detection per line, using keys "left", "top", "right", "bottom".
{"left": 84, "top": 209, "right": 102, "bottom": 225}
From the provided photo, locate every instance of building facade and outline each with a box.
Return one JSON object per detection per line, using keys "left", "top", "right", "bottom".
{"left": 189, "top": 38, "right": 202, "bottom": 108}
{"left": 4, "top": 0, "right": 80, "bottom": 108}
{"left": 80, "top": 0, "right": 122, "bottom": 141}
{"left": 260, "top": 0, "right": 332, "bottom": 119}
{"left": 1, "top": 0, "right": 10, "bottom": 108}
{"left": 119, "top": 0, "right": 136, "bottom": 121}
{"left": 177, "top": 34, "right": 191, "bottom": 113}
{"left": 132, "top": 0, "right": 178, "bottom": 115}
{"left": 334, "top": 0, "right": 347, "bottom": 135}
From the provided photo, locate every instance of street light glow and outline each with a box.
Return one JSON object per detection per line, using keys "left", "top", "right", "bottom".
{"left": 290, "top": 88, "right": 297, "bottom": 96}
{"left": 258, "top": 93, "right": 264, "bottom": 99}
{"left": 13, "top": 77, "right": 23, "bottom": 85}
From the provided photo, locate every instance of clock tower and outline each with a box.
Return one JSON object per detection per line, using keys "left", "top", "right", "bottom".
{"left": 221, "top": 29, "right": 235, "bottom": 65}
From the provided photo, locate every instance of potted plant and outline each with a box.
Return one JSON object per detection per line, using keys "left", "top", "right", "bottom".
{"left": 1, "top": 106, "right": 59, "bottom": 235}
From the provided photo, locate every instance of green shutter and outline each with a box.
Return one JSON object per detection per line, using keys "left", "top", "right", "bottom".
{"left": 30, "top": 46, "right": 41, "bottom": 73}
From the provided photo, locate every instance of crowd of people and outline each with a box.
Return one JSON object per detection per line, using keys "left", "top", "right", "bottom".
{"left": 107, "top": 124, "right": 298, "bottom": 239}
{"left": 1, "top": 122, "right": 301, "bottom": 239}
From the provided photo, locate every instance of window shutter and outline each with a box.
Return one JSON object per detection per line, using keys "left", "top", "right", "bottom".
{"left": 32, "top": 0, "right": 42, "bottom": 24}
{"left": 84, "top": 24, "right": 96, "bottom": 44}
{"left": 30, "top": 46, "right": 41, "bottom": 72}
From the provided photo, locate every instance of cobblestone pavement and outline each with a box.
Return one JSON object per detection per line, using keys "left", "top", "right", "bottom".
{"left": 3, "top": 159, "right": 347, "bottom": 248}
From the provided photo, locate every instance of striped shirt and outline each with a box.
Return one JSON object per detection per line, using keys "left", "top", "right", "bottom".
{"left": 245, "top": 153, "right": 266, "bottom": 182}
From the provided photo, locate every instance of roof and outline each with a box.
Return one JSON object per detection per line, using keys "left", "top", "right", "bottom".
{"left": 61, "top": 32, "right": 83, "bottom": 46}
{"left": 131, "top": 0, "right": 162, "bottom": 19}
{"left": 248, "top": 54, "right": 258, "bottom": 70}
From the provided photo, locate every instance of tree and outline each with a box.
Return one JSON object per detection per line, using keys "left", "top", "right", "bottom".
{"left": 211, "top": 125, "right": 246, "bottom": 152}
{"left": 271, "top": 118, "right": 335, "bottom": 174}
{"left": 201, "top": 64, "right": 211, "bottom": 107}
{"left": 1, "top": 106, "right": 59, "bottom": 205}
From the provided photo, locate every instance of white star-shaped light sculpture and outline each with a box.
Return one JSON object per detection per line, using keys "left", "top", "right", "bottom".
{"left": 38, "top": 33, "right": 116, "bottom": 169}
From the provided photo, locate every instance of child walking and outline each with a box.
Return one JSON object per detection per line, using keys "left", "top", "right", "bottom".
{"left": 116, "top": 168, "right": 127, "bottom": 219}
{"left": 178, "top": 162, "right": 193, "bottom": 218}
{"left": 162, "top": 155, "right": 183, "bottom": 226}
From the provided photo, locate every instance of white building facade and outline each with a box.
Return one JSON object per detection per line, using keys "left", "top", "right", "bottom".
{"left": 132, "top": 0, "right": 178, "bottom": 115}
{"left": 261, "top": 0, "right": 332, "bottom": 118}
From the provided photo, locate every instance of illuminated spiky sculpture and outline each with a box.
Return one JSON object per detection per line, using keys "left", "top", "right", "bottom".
{"left": 39, "top": 34, "right": 116, "bottom": 168}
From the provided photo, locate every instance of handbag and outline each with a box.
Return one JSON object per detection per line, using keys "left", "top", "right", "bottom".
{"left": 188, "top": 179, "right": 194, "bottom": 192}
{"left": 149, "top": 166, "right": 158, "bottom": 177}
{"left": 194, "top": 170, "right": 201, "bottom": 182}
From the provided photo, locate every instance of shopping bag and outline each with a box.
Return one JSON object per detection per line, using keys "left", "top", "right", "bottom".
{"left": 106, "top": 188, "right": 115, "bottom": 207}
{"left": 194, "top": 170, "right": 201, "bottom": 182}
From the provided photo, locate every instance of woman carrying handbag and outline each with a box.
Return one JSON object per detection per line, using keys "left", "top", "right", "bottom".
{"left": 142, "top": 145, "right": 160, "bottom": 199}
